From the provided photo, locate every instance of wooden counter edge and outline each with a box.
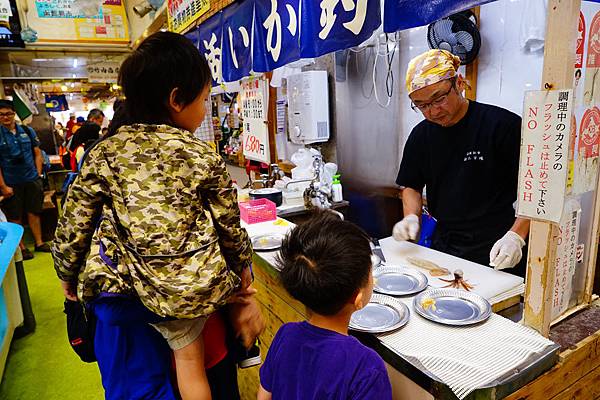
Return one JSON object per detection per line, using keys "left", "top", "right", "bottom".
{"left": 504, "top": 327, "right": 600, "bottom": 400}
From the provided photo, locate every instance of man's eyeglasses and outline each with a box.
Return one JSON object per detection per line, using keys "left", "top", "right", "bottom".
{"left": 0, "top": 111, "right": 15, "bottom": 118}
{"left": 411, "top": 83, "right": 456, "bottom": 113}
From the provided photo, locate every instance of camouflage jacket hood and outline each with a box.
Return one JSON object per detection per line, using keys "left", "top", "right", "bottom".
{"left": 52, "top": 124, "right": 252, "bottom": 318}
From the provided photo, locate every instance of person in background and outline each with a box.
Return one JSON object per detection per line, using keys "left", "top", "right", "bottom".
{"left": 101, "top": 127, "right": 108, "bottom": 137}
{"left": 68, "top": 109, "right": 104, "bottom": 169}
{"left": 55, "top": 121, "right": 64, "bottom": 139}
{"left": 0, "top": 99, "right": 51, "bottom": 260}
{"left": 71, "top": 116, "right": 85, "bottom": 136}
{"left": 65, "top": 114, "right": 76, "bottom": 141}
{"left": 258, "top": 210, "right": 392, "bottom": 400}
{"left": 54, "top": 121, "right": 65, "bottom": 151}
{"left": 52, "top": 31, "right": 263, "bottom": 400}
{"left": 393, "top": 49, "right": 529, "bottom": 276}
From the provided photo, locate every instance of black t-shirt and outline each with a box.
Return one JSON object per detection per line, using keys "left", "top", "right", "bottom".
{"left": 396, "top": 101, "right": 522, "bottom": 231}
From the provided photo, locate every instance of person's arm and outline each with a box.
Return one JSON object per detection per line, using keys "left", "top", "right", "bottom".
{"left": 490, "top": 114, "right": 530, "bottom": 269}
{"left": 52, "top": 148, "right": 106, "bottom": 298}
{"left": 33, "top": 146, "right": 43, "bottom": 176}
{"left": 510, "top": 217, "right": 530, "bottom": 240}
{"left": 0, "top": 168, "right": 13, "bottom": 198}
{"left": 24, "top": 127, "right": 43, "bottom": 175}
{"left": 401, "top": 187, "right": 423, "bottom": 217}
{"left": 257, "top": 385, "right": 272, "bottom": 400}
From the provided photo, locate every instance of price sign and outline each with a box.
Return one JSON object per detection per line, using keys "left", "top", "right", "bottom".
{"left": 240, "top": 78, "right": 270, "bottom": 163}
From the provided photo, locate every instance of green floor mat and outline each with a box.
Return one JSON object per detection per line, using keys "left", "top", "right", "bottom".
{"left": 0, "top": 251, "right": 104, "bottom": 400}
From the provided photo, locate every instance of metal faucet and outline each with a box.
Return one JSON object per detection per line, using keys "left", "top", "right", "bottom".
{"left": 284, "top": 176, "right": 315, "bottom": 189}
{"left": 250, "top": 174, "right": 270, "bottom": 189}
{"left": 267, "top": 163, "right": 285, "bottom": 188}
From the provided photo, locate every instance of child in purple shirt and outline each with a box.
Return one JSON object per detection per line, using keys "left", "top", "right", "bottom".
{"left": 258, "top": 210, "right": 392, "bottom": 400}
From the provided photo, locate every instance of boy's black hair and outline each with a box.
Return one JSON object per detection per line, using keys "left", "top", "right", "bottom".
{"left": 111, "top": 31, "right": 211, "bottom": 133}
{"left": 277, "top": 210, "right": 372, "bottom": 316}
{"left": 0, "top": 100, "right": 14, "bottom": 110}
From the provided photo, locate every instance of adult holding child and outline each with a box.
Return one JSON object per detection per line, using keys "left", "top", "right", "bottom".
{"left": 52, "top": 31, "right": 264, "bottom": 400}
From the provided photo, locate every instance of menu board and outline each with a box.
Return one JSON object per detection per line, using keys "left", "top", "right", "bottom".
{"left": 517, "top": 90, "right": 573, "bottom": 223}
{"left": 240, "top": 78, "right": 270, "bottom": 164}
{"left": 75, "top": 2, "right": 128, "bottom": 42}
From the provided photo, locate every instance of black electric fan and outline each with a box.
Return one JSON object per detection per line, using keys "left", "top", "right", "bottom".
{"left": 427, "top": 11, "right": 481, "bottom": 65}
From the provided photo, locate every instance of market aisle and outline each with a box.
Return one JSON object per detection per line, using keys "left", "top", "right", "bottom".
{"left": 0, "top": 251, "right": 103, "bottom": 400}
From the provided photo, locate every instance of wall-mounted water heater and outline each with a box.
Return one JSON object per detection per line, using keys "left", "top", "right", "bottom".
{"left": 287, "top": 70, "right": 330, "bottom": 145}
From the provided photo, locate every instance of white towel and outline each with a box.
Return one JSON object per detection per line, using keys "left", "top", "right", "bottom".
{"left": 379, "top": 297, "right": 555, "bottom": 399}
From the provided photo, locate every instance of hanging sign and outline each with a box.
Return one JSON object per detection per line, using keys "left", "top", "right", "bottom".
{"left": 240, "top": 79, "right": 271, "bottom": 164}
{"left": 87, "top": 61, "right": 120, "bottom": 83}
{"left": 517, "top": 90, "right": 573, "bottom": 223}
{"left": 383, "top": 0, "right": 495, "bottom": 33}
{"left": 551, "top": 199, "right": 582, "bottom": 320}
{"left": 299, "top": 0, "right": 381, "bottom": 58}
{"left": 185, "top": 26, "right": 199, "bottom": 48}
{"left": 168, "top": 0, "right": 210, "bottom": 34}
{"left": 45, "top": 94, "right": 69, "bottom": 112}
{"left": 253, "top": 0, "right": 301, "bottom": 72}
{"left": 221, "top": 0, "right": 253, "bottom": 83}
{"left": 198, "top": 12, "right": 223, "bottom": 87}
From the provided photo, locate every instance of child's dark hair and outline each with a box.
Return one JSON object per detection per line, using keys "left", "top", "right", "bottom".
{"left": 277, "top": 210, "right": 372, "bottom": 316}
{"left": 111, "top": 31, "right": 211, "bottom": 133}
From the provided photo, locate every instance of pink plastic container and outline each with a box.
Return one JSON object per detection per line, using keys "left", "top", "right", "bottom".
{"left": 239, "top": 199, "right": 277, "bottom": 224}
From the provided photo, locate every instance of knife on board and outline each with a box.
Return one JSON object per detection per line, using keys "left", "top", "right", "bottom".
{"left": 371, "top": 237, "right": 386, "bottom": 263}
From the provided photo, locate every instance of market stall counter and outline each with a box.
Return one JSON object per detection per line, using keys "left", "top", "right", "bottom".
{"left": 237, "top": 218, "right": 560, "bottom": 400}
{"left": 0, "top": 223, "right": 25, "bottom": 380}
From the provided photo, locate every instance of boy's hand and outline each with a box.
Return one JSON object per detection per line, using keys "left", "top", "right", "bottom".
{"left": 240, "top": 265, "right": 253, "bottom": 290}
{"left": 60, "top": 280, "right": 78, "bottom": 301}
{"left": 228, "top": 297, "right": 265, "bottom": 349}
{"left": 228, "top": 285, "right": 258, "bottom": 305}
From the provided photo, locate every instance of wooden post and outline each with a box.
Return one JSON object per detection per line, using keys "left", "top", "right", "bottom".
{"left": 265, "top": 72, "right": 278, "bottom": 164}
{"left": 523, "top": 0, "right": 581, "bottom": 336}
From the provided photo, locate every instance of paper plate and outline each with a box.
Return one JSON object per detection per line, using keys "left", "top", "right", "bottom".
{"left": 413, "top": 288, "right": 491, "bottom": 326}
{"left": 251, "top": 233, "right": 285, "bottom": 251}
{"left": 373, "top": 266, "right": 428, "bottom": 296}
{"left": 350, "top": 294, "right": 410, "bottom": 334}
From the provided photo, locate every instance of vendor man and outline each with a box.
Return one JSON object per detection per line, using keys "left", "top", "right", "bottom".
{"left": 393, "top": 50, "right": 530, "bottom": 276}
{"left": 0, "top": 99, "right": 50, "bottom": 260}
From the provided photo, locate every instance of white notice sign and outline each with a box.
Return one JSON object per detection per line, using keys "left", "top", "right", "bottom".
{"left": 240, "top": 78, "right": 270, "bottom": 164}
{"left": 517, "top": 90, "right": 573, "bottom": 223}
{"left": 87, "top": 61, "right": 120, "bottom": 83}
{"left": 552, "top": 199, "right": 581, "bottom": 320}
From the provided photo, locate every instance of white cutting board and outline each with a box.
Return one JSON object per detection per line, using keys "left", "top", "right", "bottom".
{"left": 379, "top": 238, "right": 524, "bottom": 302}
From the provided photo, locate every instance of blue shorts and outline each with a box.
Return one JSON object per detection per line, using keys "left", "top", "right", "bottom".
{"left": 91, "top": 297, "right": 177, "bottom": 400}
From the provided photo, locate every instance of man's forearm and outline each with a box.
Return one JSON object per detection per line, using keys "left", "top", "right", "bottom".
{"left": 510, "top": 217, "right": 531, "bottom": 240}
{"left": 0, "top": 168, "right": 7, "bottom": 189}
{"left": 33, "top": 147, "right": 43, "bottom": 175}
{"left": 401, "top": 187, "right": 423, "bottom": 217}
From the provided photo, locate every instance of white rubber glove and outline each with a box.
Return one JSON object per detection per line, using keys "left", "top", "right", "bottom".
{"left": 392, "top": 214, "right": 420, "bottom": 242}
{"left": 489, "top": 231, "right": 526, "bottom": 270}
